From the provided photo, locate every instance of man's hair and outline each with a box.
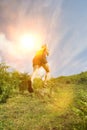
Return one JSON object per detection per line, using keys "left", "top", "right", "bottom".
{"left": 41, "top": 44, "right": 47, "bottom": 49}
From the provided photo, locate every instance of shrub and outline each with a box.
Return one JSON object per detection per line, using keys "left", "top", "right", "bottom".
{"left": 0, "top": 63, "right": 21, "bottom": 103}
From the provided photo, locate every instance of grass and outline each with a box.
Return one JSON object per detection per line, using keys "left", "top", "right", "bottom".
{"left": 0, "top": 80, "right": 87, "bottom": 130}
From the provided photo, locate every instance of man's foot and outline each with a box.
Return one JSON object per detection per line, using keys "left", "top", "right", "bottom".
{"left": 27, "top": 79, "right": 34, "bottom": 93}
{"left": 43, "top": 81, "right": 47, "bottom": 88}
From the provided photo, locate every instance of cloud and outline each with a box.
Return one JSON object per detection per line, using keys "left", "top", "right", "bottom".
{"left": 0, "top": 0, "right": 63, "bottom": 74}
{"left": 0, "top": 0, "right": 63, "bottom": 41}
{"left": 0, "top": 0, "right": 87, "bottom": 77}
{"left": 0, "top": 33, "right": 33, "bottom": 73}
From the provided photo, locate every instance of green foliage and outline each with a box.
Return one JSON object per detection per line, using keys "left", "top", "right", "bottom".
{"left": 11, "top": 71, "right": 21, "bottom": 89}
{"left": 0, "top": 63, "right": 12, "bottom": 103}
{"left": 33, "top": 78, "right": 44, "bottom": 89}
{"left": 0, "top": 63, "right": 21, "bottom": 103}
{"left": 0, "top": 82, "right": 87, "bottom": 130}
{"left": 56, "top": 71, "right": 87, "bottom": 85}
{"left": 18, "top": 72, "right": 31, "bottom": 93}
{"left": 0, "top": 63, "right": 87, "bottom": 129}
{"left": 0, "top": 62, "right": 31, "bottom": 103}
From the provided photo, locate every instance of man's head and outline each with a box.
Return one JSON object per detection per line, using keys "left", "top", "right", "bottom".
{"left": 41, "top": 44, "right": 47, "bottom": 49}
{"left": 41, "top": 44, "right": 49, "bottom": 56}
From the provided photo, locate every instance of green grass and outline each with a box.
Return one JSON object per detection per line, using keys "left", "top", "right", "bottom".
{"left": 0, "top": 80, "right": 87, "bottom": 130}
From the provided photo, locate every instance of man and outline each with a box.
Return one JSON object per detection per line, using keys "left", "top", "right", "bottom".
{"left": 30, "top": 44, "right": 50, "bottom": 92}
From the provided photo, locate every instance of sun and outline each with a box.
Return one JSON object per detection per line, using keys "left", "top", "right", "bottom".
{"left": 18, "top": 33, "right": 42, "bottom": 52}
{"left": 20, "top": 34, "right": 35, "bottom": 50}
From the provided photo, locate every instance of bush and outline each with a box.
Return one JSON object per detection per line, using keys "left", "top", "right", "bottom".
{"left": 0, "top": 63, "right": 20, "bottom": 103}
{"left": 0, "top": 63, "right": 11, "bottom": 103}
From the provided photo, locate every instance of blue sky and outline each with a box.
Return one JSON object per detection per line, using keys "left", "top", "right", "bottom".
{"left": 0, "top": 0, "right": 87, "bottom": 77}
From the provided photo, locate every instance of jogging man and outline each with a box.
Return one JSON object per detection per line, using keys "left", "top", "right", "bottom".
{"left": 30, "top": 44, "right": 50, "bottom": 91}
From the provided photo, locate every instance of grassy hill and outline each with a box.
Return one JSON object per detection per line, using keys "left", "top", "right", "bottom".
{"left": 0, "top": 70, "right": 87, "bottom": 130}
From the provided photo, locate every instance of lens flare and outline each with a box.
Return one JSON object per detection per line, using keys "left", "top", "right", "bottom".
{"left": 19, "top": 33, "right": 42, "bottom": 52}
{"left": 47, "top": 85, "right": 74, "bottom": 115}
{"left": 20, "top": 34, "right": 36, "bottom": 50}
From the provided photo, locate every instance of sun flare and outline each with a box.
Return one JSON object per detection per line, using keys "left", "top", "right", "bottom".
{"left": 20, "top": 34, "right": 36, "bottom": 50}
{"left": 19, "top": 33, "right": 42, "bottom": 52}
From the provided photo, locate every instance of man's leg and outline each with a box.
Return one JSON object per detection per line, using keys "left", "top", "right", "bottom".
{"left": 42, "top": 63, "right": 50, "bottom": 82}
{"left": 28, "top": 65, "right": 39, "bottom": 93}
{"left": 31, "top": 65, "right": 39, "bottom": 84}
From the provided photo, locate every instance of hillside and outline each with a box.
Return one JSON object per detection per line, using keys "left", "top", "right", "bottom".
{"left": 0, "top": 67, "right": 87, "bottom": 130}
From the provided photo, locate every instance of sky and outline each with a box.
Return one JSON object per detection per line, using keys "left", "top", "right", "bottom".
{"left": 0, "top": 0, "right": 87, "bottom": 77}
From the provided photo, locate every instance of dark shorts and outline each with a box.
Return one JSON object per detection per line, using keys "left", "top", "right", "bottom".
{"left": 33, "top": 55, "right": 47, "bottom": 67}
